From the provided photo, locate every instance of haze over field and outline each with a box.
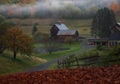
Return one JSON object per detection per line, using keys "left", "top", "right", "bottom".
{"left": 0, "top": 0, "right": 120, "bottom": 18}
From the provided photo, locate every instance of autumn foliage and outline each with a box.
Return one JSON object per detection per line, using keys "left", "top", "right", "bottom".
{"left": 0, "top": 64, "right": 120, "bottom": 84}
{"left": 6, "top": 27, "right": 34, "bottom": 59}
{"left": 110, "top": 1, "right": 120, "bottom": 15}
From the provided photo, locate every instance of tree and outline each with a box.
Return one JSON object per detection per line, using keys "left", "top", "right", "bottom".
{"left": 32, "top": 23, "right": 38, "bottom": 35}
{"left": 6, "top": 27, "right": 34, "bottom": 59}
{"left": 91, "top": 7, "right": 116, "bottom": 38}
{"left": 0, "top": 22, "right": 14, "bottom": 53}
{"left": 0, "top": 15, "right": 5, "bottom": 24}
{"left": 33, "top": 32, "right": 49, "bottom": 43}
{"left": 0, "top": 15, "right": 15, "bottom": 54}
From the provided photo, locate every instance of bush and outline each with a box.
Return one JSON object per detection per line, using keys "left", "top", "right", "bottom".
{"left": 96, "top": 45, "right": 107, "bottom": 51}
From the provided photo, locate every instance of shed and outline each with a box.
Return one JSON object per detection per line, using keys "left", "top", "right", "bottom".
{"left": 88, "top": 38, "right": 108, "bottom": 46}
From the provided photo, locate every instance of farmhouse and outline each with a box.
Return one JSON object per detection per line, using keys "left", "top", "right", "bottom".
{"left": 50, "top": 22, "right": 79, "bottom": 42}
{"left": 108, "top": 23, "right": 120, "bottom": 46}
{"left": 88, "top": 38, "right": 108, "bottom": 46}
{"left": 88, "top": 22, "right": 120, "bottom": 46}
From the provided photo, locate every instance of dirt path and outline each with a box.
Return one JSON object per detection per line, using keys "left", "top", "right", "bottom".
{"left": 24, "top": 39, "right": 94, "bottom": 72}
{"left": 31, "top": 56, "right": 47, "bottom": 63}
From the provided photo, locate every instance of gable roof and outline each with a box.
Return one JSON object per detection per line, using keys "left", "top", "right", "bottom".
{"left": 55, "top": 23, "right": 69, "bottom": 30}
{"left": 109, "top": 23, "right": 120, "bottom": 41}
{"left": 57, "top": 30, "right": 77, "bottom": 35}
{"left": 117, "top": 23, "right": 120, "bottom": 26}
{"left": 116, "top": 23, "right": 120, "bottom": 32}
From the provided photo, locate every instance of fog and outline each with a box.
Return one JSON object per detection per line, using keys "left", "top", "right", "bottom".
{"left": 0, "top": 0, "right": 119, "bottom": 18}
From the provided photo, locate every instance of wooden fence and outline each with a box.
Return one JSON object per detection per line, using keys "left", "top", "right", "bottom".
{"left": 57, "top": 54, "right": 99, "bottom": 69}
{"left": 57, "top": 54, "right": 120, "bottom": 69}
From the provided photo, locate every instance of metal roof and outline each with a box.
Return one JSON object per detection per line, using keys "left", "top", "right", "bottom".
{"left": 115, "top": 23, "right": 120, "bottom": 32}
{"left": 109, "top": 23, "right": 120, "bottom": 41}
{"left": 117, "top": 23, "right": 120, "bottom": 26}
{"left": 57, "top": 30, "right": 77, "bottom": 35}
{"left": 55, "top": 23, "right": 69, "bottom": 30}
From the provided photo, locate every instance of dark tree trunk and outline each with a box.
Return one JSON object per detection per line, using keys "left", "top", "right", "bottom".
{"left": 13, "top": 51, "right": 17, "bottom": 59}
{"left": 49, "top": 51, "right": 52, "bottom": 54}
{"left": 0, "top": 46, "right": 5, "bottom": 54}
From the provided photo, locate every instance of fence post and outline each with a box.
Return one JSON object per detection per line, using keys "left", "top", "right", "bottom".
{"left": 75, "top": 57, "right": 80, "bottom": 68}
{"left": 63, "top": 59, "right": 66, "bottom": 68}
{"left": 65, "top": 58, "right": 70, "bottom": 68}
{"left": 57, "top": 60, "right": 61, "bottom": 69}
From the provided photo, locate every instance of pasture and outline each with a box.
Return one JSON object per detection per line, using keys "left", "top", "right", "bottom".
{"left": 7, "top": 18, "right": 92, "bottom": 36}
{"left": 36, "top": 41, "right": 82, "bottom": 61}
{"left": 0, "top": 51, "right": 45, "bottom": 75}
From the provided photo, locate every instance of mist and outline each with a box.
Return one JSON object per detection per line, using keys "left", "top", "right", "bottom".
{"left": 0, "top": 0, "right": 119, "bottom": 19}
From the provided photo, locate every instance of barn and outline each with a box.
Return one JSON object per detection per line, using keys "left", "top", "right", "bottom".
{"left": 50, "top": 22, "right": 68, "bottom": 38}
{"left": 57, "top": 30, "right": 79, "bottom": 42}
{"left": 50, "top": 22, "right": 79, "bottom": 42}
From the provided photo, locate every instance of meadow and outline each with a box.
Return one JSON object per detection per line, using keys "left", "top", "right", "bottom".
{"left": 36, "top": 41, "right": 82, "bottom": 61}
{"left": 9, "top": 16, "right": 120, "bottom": 36}
{"left": 8, "top": 18, "right": 92, "bottom": 36}
{"left": 0, "top": 51, "right": 45, "bottom": 75}
{"left": 2, "top": 16, "right": 119, "bottom": 75}
{"left": 1, "top": 18, "right": 90, "bottom": 75}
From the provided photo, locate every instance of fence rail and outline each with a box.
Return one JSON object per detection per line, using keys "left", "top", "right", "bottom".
{"left": 57, "top": 54, "right": 99, "bottom": 69}
{"left": 57, "top": 54, "right": 120, "bottom": 69}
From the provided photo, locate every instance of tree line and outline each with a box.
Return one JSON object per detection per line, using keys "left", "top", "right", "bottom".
{"left": 0, "top": 4, "right": 97, "bottom": 19}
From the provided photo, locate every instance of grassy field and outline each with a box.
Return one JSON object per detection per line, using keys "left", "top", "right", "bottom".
{"left": 7, "top": 18, "right": 92, "bottom": 36}
{"left": 8, "top": 16, "right": 120, "bottom": 36}
{"left": 2, "top": 17, "right": 119, "bottom": 74}
{"left": 0, "top": 51, "right": 45, "bottom": 75}
{"left": 2, "top": 18, "right": 87, "bottom": 75}
{"left": 36, "top": 41, "right": 82, "bottom": 61}
{"left": 0, "top": 41, "right": 82, "bottom": 75}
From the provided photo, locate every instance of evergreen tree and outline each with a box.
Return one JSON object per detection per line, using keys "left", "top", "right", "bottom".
{"left": 91, "top": 7, "right": 116, "bottom": 38}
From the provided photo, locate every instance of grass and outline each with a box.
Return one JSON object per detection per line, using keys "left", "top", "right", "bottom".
{"left": 75, "top": 46, "right": 120, "bottom": 66}
{"left": 2, "top": 18, "right": 88, "bottom": 75}
{"left": 34, "top": 43, "right": 44, "bottom": 48}
{"left": 7, "top": 18, "right": 92, "bottom": 36}
{"left": 0, "top": 51, "right": 43, "bottom": 75}
{"left": 48, "top": 63, "right": 58, "bottom": 70}
{"left": 36, "top": 41, "right": 82, "bottom": 61}
{"left": 49, "top": 46, "right": 120, "bottom": 70}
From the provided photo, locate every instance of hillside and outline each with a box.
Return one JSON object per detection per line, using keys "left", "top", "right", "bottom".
{"left": 0, "top": 51, "right": 47, "bottom": 75}
{"left": 0, "top": 64, "right": 120, "bottom": 84}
